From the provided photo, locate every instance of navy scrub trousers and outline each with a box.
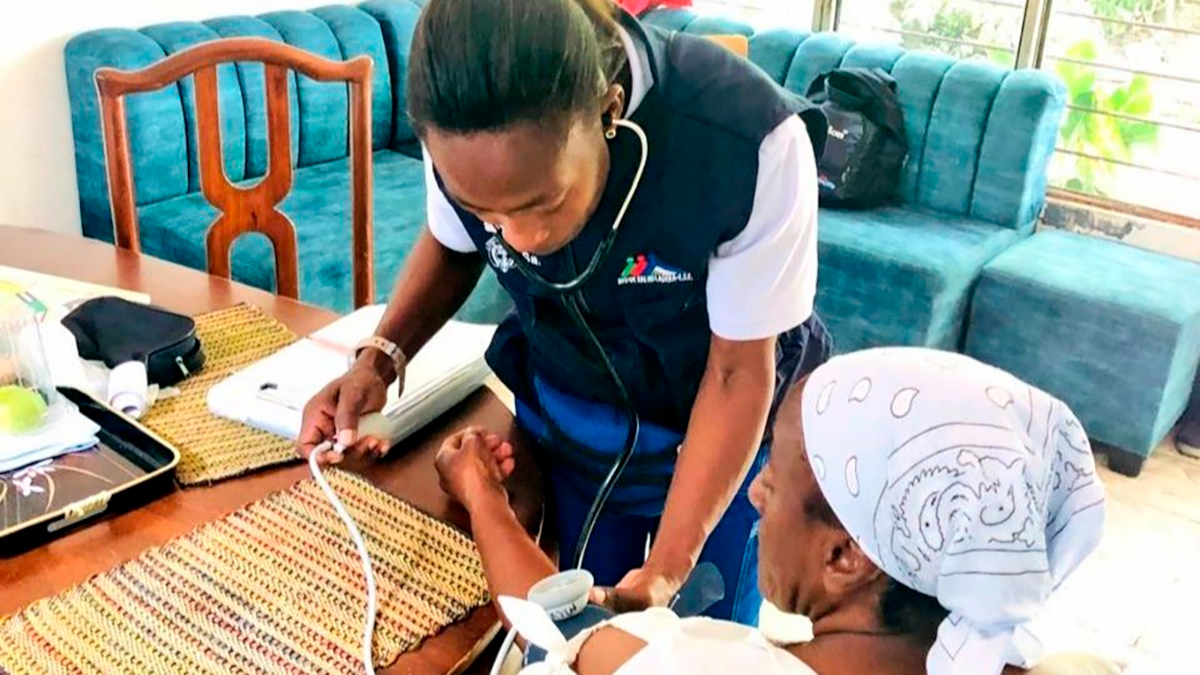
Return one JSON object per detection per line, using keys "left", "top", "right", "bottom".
{"left": 516, "top": 379, "right": 767, "bottom": 626}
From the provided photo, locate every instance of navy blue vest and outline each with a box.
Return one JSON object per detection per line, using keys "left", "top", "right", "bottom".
{"left": 443, "top": 16, "right": 828, "bottom": 434}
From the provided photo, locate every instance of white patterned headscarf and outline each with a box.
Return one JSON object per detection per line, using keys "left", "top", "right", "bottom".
{"left": 800, "top": 348, "right": 1106, "bottom": 675}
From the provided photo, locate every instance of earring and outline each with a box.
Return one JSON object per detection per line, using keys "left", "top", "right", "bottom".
{"left": 605, "top": 127, "right": 617, "bottom": 140}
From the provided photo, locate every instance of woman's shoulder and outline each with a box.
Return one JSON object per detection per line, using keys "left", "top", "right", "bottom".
{"left": 649, "top": 28, "right": 796, "bottom": 145}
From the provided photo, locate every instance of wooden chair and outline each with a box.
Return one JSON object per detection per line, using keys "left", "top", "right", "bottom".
{"left": 95, "top": 38, "right": 376, "bottom": 308}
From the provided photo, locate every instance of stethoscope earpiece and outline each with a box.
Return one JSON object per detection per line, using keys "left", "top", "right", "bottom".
{"left": 602, "top": 111, "right": 617, "bottom": 140}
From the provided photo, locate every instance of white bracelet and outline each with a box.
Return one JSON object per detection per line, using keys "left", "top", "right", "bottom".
{"left": 351, "top": 336, "right": 407, "bottom": 377}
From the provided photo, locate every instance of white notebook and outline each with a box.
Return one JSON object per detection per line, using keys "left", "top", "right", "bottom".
{"left": 207, "top": 305, "right": 496, "bottom": 442}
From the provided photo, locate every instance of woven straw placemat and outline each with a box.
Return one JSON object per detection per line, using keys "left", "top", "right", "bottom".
{"left": 0, "top": 471, "right": 490, "bottom": 674}
{"left": 141, "top": 304, "right": 300, "bottom": 485}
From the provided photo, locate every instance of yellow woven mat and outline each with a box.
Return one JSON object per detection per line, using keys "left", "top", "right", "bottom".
{"left": 0, "top": 471, "right": 490, "bottom": 674}
{"left": 141, "top": 304, "right": 300, "bottom": 485}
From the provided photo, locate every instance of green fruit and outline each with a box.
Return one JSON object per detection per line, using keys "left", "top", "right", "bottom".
{"left": 0, "top": 385, "right": 48, "bottom": 434}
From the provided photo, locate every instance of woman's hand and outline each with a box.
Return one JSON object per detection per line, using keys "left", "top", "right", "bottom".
{"left": 590, "top": 561, "right": 688, "bottom": 613}
{"left": 435, "top": 426, "right": 515, "bottom": 511}
{"left": 296, "top": 352, "right": 397, "bottom": 465}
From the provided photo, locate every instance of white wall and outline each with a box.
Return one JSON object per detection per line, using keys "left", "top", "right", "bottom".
{"left": 0, "top": 0, "right": 333, "bottom": 237}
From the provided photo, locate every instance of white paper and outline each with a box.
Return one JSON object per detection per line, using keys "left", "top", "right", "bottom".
{"left": 0, "top": 402, "right": 100, "bottom": 473}
{"left": 0, "top": 265, "right": 150, "bottom": 325}
{"left": 207, "top": 305, "right": 497, "bottom": 442}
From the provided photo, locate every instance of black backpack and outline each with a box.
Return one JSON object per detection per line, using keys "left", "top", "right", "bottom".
{"left": 807, "top": 68, "right": 908, "bottom": 209}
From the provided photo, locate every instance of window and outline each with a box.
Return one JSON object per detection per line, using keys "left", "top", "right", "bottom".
{"left": 827, "top": 0, "right": 1199, "bottom": 219}
{"left": 690, "top": 0, "right": 1200, "bottom": 219}
{"left": 1040, "top": 0, "right": 1200, "bottom": 217}
{"left": 835, "top": 0, "right": 1025, "bottom": 66}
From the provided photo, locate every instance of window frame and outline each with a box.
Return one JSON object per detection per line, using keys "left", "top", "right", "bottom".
{"left": 829, "top": 0, "right": 1200, "bottom": 226}
{"left": 703, "top": 0, "right": 1200, "bottom": 226}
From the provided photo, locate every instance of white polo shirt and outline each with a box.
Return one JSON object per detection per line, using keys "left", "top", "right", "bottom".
{"left": 423, "top": 28, "right": 818, "bottom": 342}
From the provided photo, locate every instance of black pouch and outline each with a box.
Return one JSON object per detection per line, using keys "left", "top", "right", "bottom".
{"left": 62, "top": 297, "right": 205, "bottom": 386}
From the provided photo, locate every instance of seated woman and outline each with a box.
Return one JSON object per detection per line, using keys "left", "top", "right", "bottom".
{"left": 435, "top": 348, "right": 1109, "bottom": 674}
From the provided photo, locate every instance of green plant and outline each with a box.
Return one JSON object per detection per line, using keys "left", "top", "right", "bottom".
{"left": 1056, "top": 40, "right": 1159, "bottom": 195}
{"left": 1087, "top": 0, "right": 1166, "bottom": 42}
{"left": 887, "top": 0, "right": 1014, "bottom": 64}
{"left": 1088, "top": 0, "right": 1162, "bottom": 20}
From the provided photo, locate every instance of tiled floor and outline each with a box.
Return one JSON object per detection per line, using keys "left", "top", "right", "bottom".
{"left": 760, "top": 439, "right": 1200, "bottom": 674}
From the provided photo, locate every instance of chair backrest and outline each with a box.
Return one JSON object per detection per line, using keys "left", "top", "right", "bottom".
{"left": 95, "top": 38, "right": 376, "bottom": 308}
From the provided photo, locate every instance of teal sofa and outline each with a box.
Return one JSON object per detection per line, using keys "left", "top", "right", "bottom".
{"left": 65, "top": 2, "right": 1063, "bottom": 339}
{"left": 639, "top": 11, "right": 1200, "bottom": 475}
{"left": 64, "top": 0, "right": 508, "bottom": 320}
{"left": 69, "top": 3, "right": 1197, "bottom": 474}
{"left": 641, "top": 9, "right": 1066, "bottom": 352}
{"left": 966, "top": 231, "right": 1200, "bottom": 476}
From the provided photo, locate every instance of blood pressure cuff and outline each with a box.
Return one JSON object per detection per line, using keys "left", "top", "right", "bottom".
{"left": 523, "top": 605, "right": 616, "bottom": 667}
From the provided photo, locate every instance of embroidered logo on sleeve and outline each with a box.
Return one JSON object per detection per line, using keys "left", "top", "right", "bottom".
{"left": 618, "top": 254, "right": 694, "bottom": 285}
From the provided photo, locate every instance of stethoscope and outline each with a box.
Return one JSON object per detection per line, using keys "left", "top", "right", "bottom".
{"left": 495, "top": 117, "right": 649, "bottom": 571}
{"left": 490, "top": 118, "right": 674, "bottom": 675}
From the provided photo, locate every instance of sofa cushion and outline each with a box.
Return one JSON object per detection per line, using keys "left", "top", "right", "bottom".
{"left": 260, "top": 11, "right": 349, "bottom": 167}
{"left": 140, "top": 22, "right": 247, "bottom": 190}
{"left": 888, "top": 52, "right": 955, "bottom": 203}
{"left": 639, "top": 8, "right": 699, "bottom": 32}
{"left": 64, "top": 28, "right": 190, "bottom": 240}
{"left": 918, "top": 61, "right": 1008, "bottom": 217}
{"left": 747, "top": 29, "right": 807, "bottom": 84}
{"left": 966, "top": 231, "right": 1200, "bottom": 465}
{"left": 783, "top": 33, "right": 854, "bottom": 96}
{"left": 137, "top": 149, "right": 511, "bottom": 322}
{"left": 203, "top": 16, "right": 302, "bottom": 179}
{"left": 970, "top": 71, "right": 1066, "bottom": 232}
{"left": 359, "top": 0, "right": 424, "bottom": 148}
{"left": 815, "top": 206, "right": 1022, "bottom": 351}
{"left": 311, "top": 5, "right": 395, "bottom": 153}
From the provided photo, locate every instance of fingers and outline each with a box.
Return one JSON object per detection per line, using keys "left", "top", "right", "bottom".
{"left": 314, "top": 443, "right": 343, "bottom": 466}
{"left": 589, "top": 586, "right": 639, "bottom": 613}
{"left": 332, "top": 377, "right": 387, "bottom": 447}
{"left": 333, "top": 387, "right": 367, "bottom": 448}
{"left": 498, "top": 456, "right": 516, "bottom": 479}
{"left": 494, "top": 442, "right": 515, "bottom": 478}
{"left": 361, "top": 436, "right": 389, "bottom": 459}
{"left": 297, "top": 397, "right": 336, "bottom": 459}
{"left": 589, "top": 587, "right": 607, "bottom": 606}
{"left": 492, "top": 441, "right": 514, "bottom": 459}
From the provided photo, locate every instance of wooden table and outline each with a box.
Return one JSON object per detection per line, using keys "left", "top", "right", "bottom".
{"left": 0, "top": 225, "right": 542, "bottom": 674}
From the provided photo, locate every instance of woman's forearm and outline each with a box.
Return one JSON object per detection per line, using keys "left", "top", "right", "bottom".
{"left": 362, "top": 229, "right": 484, "bottom": 379}
{"left": 466, "top": 491, "right": 558, "bottom": 612}
{"left": 648, "top": 336, "right": 775, "bottom": 577}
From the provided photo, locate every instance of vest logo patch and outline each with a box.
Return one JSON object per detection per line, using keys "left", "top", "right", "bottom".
{"left": 485, "top": 236, "right": 516, "bottom": 273}
{"left": 618, "top": 254, "right": 694, "bottom": 286}
{"left": 485, "top": 236, "right": 539, "bottom": 273}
